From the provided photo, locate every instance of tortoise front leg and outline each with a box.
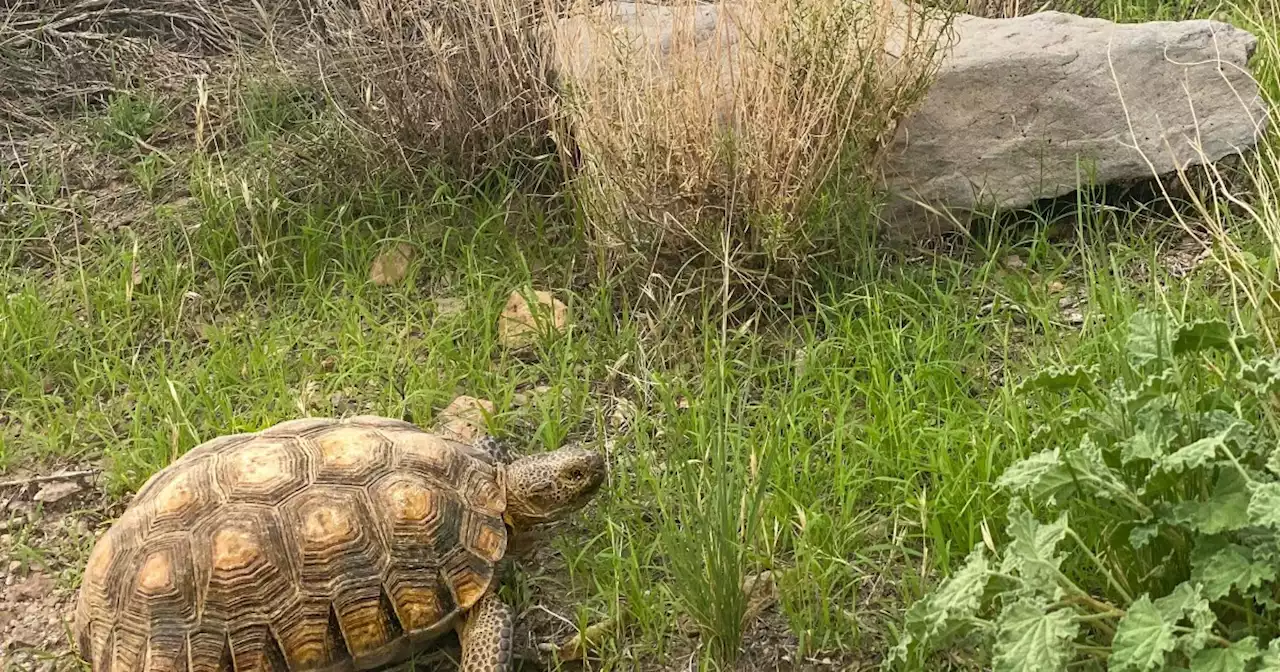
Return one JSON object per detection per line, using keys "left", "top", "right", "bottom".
{"left": 459, "top": 592, "right": 514, "bottom": 672}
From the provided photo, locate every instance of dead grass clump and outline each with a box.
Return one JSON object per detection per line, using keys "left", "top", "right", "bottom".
{"left": 547, "top": 0, "right": 951, "bottom": 278}
{"left": 0, "top": 0, "right": 278, "bottom": 127}
{"left": 302, "top": 0, "right": 559, "bottom": 182}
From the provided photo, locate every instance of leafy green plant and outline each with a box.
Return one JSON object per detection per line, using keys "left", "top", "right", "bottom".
{"left": 94, "top": 91, "right": 167, "bottom": 152}
{"left": 130, "top": 154, "right": 165, "bottom": 199}
{"left": 889, "top": 309, "right": 1280, "bottom": 671}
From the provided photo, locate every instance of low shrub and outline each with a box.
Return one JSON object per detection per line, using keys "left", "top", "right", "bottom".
{"left": 546, "top": 0, "right": 951, "bottom": 281}
{"left": 890, "top": 309, "right": 1280, "bottom": 670}
{"left": 301, "top": 0, "right": 558, "bottom": 181}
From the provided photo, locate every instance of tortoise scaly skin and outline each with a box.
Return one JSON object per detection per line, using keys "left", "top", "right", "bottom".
{"left": 72, "top": 415, "right": 605, "bottom": 671}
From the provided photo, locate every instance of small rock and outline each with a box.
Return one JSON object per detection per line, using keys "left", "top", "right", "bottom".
{"left": 498, "top": 290, "right": 568, "bottom": 348}
{"left": 1058, "top": 291, "right": 1087, "bottom": 326}
{"left": 609, "top": 398, "right": 636, "bottom": 430}
{"left": 436, "top": 396, "right": 495, "bottom": 444}
{"left": 33, "top": 480, "right": 84, "bottom": 504}
{"left": 8, "top": 573, "right": 53, "bottom": 601}
{"left": 369, "top": 242, "right": 416, "bottom": 286}
{"left": 434, "top": 297, "right": 466, "bottom": 317}
{"left": 742, "top": 570, "right": 779, "bottom": 622}
{"left": 1163, "top": 234, "right": 1211, "bottom": 278}
{"left": 7, "top": 560, "right": 20, "bottom": 574}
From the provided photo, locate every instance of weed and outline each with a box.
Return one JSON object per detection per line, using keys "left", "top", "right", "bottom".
{"left": 129, "top": 154, "right": 165, "bottom": 198}
{"left": 646, "top": 328, "right": 775, "bottom": 665}
{"left": 92, "top": 91, "right": 167, "bottom": 153}
{"left": 890, "top": 310, "right": 1280, "bottom": 670}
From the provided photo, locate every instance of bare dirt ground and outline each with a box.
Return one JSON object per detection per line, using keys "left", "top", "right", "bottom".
{"left": 1, "top": 465, "right": 113, "bottom": 672}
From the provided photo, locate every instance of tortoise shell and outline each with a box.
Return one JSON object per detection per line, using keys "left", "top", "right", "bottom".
{"left": 73, "top": 415, "right": 509, "bottom": 672}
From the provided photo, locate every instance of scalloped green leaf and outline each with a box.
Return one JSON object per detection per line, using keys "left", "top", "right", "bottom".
{"left": 1248, "top": 481, "right": 1280, "bottom": 528}
{"left": 899, "top": 546, "right": 991, "bottom": 638}
{"left": 1169, "top": 469, "right": 1250, "bottom": 535}
{"left": 1129, "top": 523, "right": 1160, "bottom": 549}
{"left": 1016, "top": 365, "right": 1099, "bottom": 394}
{"left": 992, "top": 598, "right": 1078, "bottom": 672}
{"left": 1122, "top": 369, "right": 1178, "bottom": 414}
{"left": 1109, "top": 595, "right": 1177, "bottom": 672}
{"left": 1128, "top": 311, "right": 1172, "bottom": 370}
{"left": 1153, "top": 582, "right": 1205, "bottom": 622}
{"left": 1120, "top": 399, "right": 1178, "bottom": 464}
{"left": 1268, "top": 445, "right": 1280, "bottom": 478}
{"left": 1173, "top": 319, "right": 1253, "bottom": 356}
{"left": 1182, "top": 598, "right": 1217, "bottom": 658}
{"left": 1191, "top": 543, "right": 1276, "bottom": 600}
{"left": 890, "top": 545, "right": 994, "bottom": 665}
{"left": 1199, "top": 412, "right": 1254, "bottom": 452}
{"left": 1154, "top": 582, "right": 1215, "bottom": 657}
{"left": 998, "top": 437, "right": 1130, "bottom": 506}
{"left": 1000, "top": 506, "right": 1068, "bottom": 590}
{"left": 1065, "top": 436, "right": 1132, "bottom": 498}
{"left": 1242, "top": 356, "right": 1280, "bottom": 395}
{"left": 1189, "top": 637, "right": 1259, "bottom": 672}
{"left": 1161, "top": 423, "right": 1246, "bottom": 474}
{"left": 921, "top": 545, "right": 991, "bottom": 633}
{"left": 996, "top": 448, "right": 1065, "bottom": 494}
{"left": 1260, "top": 638, "right": 1280, "bottom": 669}
{"left": 1162, "top": 438, "right": 1222, "bottom": 472}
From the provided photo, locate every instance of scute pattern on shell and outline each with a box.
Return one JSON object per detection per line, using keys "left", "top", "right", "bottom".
{"left": 74, "top": 415, "right": 509, "bottom": 672}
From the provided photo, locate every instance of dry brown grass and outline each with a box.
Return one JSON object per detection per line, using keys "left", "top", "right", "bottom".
{"left": 301, "top": 0, "right": 560, "bottom": 181}
{"left": 0, "top": 0, "right": 273, "bottom": 129}
{"left": 3, "top": 0, "right": 954, "bottom": 287}
{"left": 545, "top": 0, "right": 951, "bottom": 278}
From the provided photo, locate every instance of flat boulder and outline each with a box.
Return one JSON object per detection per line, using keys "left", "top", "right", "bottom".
{"left": 882, "top": 11, "right": 1268, "bottom": 235}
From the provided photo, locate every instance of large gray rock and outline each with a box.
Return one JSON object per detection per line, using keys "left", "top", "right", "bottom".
{"left": 882, "top": 11, "right": 1269, "bottom": 235}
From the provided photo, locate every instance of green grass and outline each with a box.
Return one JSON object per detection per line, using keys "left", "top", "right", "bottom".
{"left": 1, "top": 148, "right": 1265, "bottom": 668}
{"left": 3, "top": 1, "right": 1280, "bottom": 669}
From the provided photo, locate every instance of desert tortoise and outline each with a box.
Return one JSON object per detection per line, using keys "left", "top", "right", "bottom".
{"left": 72, "top": 415, "right": 606, "bottom": 671}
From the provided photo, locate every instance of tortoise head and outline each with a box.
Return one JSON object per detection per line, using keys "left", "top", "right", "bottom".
{"left": 503, "top": 446, "right": 605, "bottom": 529}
